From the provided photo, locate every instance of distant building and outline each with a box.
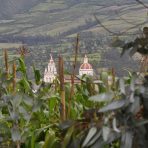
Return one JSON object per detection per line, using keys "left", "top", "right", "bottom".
{"left": 44, "top": 54, "right": 94, "bottom": 83}
{"left": 79, "top": 55, "right": 93, "bottom": 76}
{"left": 44, "top": 55, "right": 57, "bottom": 83}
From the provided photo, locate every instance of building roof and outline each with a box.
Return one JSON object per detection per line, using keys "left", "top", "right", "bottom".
{"left": 80, "top": 55, "right": 93, "bottom": 70}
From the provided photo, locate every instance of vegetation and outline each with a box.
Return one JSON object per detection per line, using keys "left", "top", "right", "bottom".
{"left": 0, "top": 31, "right": 148, "bottom": 148}
{"left": 0, "top": 1, "right": 148, "bottom": 148}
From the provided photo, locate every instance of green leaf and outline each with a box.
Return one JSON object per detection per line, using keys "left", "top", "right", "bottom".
{"left": 121, "top": 131, "right": 133, "bottom": 148}
{"left": 107, "top": 131, "right": 120, "bottom": 143}
{"left": 91, "top": 138, "right": 105, "bottom": 148}
{"left": 10, "top": 94, "right": 22, "bottom": 108}
{"left": 99, "top": 99, "right": 127, "bottom": 112}
{"left": 62, "top": 126, "right": 74, "bottom": 148}
{"left": 31, "top": 132, "right": 35, "bottom": 148}
{"left": 17, "top": 58, "right": 27, "bottom": 75}
{"left": 119, "top": 79, "right": 125, "bottom": 94}
{"left": 102, "top": 126, "right": 110, "bottom": 142}
{"left": 23, "top": 95, "right": 33, "bottom": 106}
{"left": 87, "top": 130, "right": 101, "bottom": 147}
{"left": 113, "top": 118, "right": 120, "bottom": 133}
{"left": 130, "top": 77, "right": 135, "bottom": 92}
{"left": 129, "top": 96, "right": 140, "bottom": 114}
{"left": 33, "top": 65, "right": 41, "bottom": 84}
{"left": 11, "top": 127, "right": 21, "bottom": 142}
{"left": 19, "top": 106, "right": 31, "bottom": 121}
{"left": 49, "top": 97, "right": 58, "bottom": 112}
{"left": 19, "top": 77, "right": 31, "bottom": 92}
{"left": 82, "top": 127, "right": 97, "bottom": 147}
{"left": 32, "top": 101, "right": 42, "bottom": 112}
{"left": 89, "top": 92, "right": 114, "bottom": 102}
{"left": 43, "top": 130, "right": 57, "bottom": 148}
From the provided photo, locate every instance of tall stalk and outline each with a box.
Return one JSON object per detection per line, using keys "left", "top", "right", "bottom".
{"left": 4, "top": 49, "right": 9, "bottom": 79}
{"left": 13, "top": 62, "right": 16, "bottom": 93}
{"left": 111, "top": 67, "right": 116, "bottom": 90}
{"left": 58, "top": 55, "right": 66, "bottom": 121}
{"left": 68, "top": 34, "right": 79, "bottom": 118}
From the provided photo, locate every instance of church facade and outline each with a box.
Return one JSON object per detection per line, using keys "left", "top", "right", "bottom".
{"left": 79, "top": 55, "right": 93, "bottom": 76}
{"left": 43, "top": 55, "right": 57, "bottom": 83}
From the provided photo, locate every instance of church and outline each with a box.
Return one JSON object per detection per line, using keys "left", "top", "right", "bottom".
{"left": 43, "top": 54, "right": 94, "bottom": 83}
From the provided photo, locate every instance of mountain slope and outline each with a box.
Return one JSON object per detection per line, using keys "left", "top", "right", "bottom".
{"left": 0, "top": 0, "right": 45, "bottom": 19}
{"left": 0, "top": 0, "right": 148, "bottom": 37}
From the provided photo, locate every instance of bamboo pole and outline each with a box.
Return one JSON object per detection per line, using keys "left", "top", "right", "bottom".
{"left": 59, "top": 55, "right": 66, "bottom": 121}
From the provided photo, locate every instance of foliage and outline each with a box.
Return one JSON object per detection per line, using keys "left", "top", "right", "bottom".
{"left": 121, "top": 27, "right": 148, "bottom": 56}
{"left": 0, "top": 47, "right": 148, "bottom": 148}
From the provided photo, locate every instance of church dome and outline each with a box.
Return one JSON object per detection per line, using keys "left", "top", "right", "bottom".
{"left": 79, "top": 55, "right": 93, "bottom": 76}
{"left": 80, "top": 55, "right": 93, "bottom": 70}
{"left": 80, "top": 63, "right": 92, "bottom": 69}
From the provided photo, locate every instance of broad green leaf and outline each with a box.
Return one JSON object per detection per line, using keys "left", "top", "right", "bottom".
{"left": 129, "top": 96, "right": 140, "bottom": 114}
{"left": 32, "top": 101, "right": 41, "bottom": 112}
{"left": 121, "top": 131, "right": 133, "bottom": 148}
{"left": 23, "top": 95, "right": 33, "bottom": 106}
{"left": 107, "top": 131, "right": 120, "bottom": 143}
{"left": 10, "top": 94, "right": 22, "bottom": 108}
{"left": 49, "top": 98, "right": 58, "bottom": 112}
{"left": 82, "top": 127, "right": 97, "bottom": 147}
{"left": 17, "top": 58, "right": 27, "bottom": 75}
{"left": 19, "top": 77, "right": 31, "bottom": 92}
{"left": 33, "top": 65, "right": 41, "bottom": 84}
{"left": 119, "top": 79, "right": 125, "bottom": 94}
{"left": 87, "top": 130, "right": 101, "bottom": 147}
{"left": 89, "top": 92, "right": 114, "bottom": 102}
{"left": 99, "top": 99, "right": 127, "bottom": 112}
{"left": 91, "top": 138, "right": 105, "bottom": 148}
{"left": 130, "top": 77, "right": 135, "bottom": 92}
{"left": 35, "top": 142, "right": 44, "bottom": 148}
{"left": 11, "top": 127, "right": 21, "bottom": 142}
{"left": 62, "top": 126, "right": 74, "bottom": 148}
{"left": 43, "top": 130, "right": 57, "bottom": 148}
{"left": 100, "top": 72, "right": 108, "bottom": 82}
{"left": 102, "top": 126, "right": 110, "bottom": 142}
{"left": 113, "top": 118, "right": 120, "bottom": 133}
{"left": 31, "top": 132, "right": 35, "bottom": 148}
{"left": 19, "top": 106, "right": 31, "bottom": 121}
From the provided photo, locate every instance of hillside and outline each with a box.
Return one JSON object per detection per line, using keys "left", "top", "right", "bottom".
{"left": 0, "top": 0, "right": 45, "bottom": 19}
{"left": 0, "top": 0, "right": 148, "bottom": 37}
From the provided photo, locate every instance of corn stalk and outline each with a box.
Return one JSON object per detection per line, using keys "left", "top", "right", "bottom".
{"left": 58, "top": 55, "right": 66, "bottom": 121}
{"left": 68, "top": 34, "right": 79, "bottom": 118}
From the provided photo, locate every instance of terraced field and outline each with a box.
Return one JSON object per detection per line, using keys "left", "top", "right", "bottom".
{"left": 0, "top": 0, "right": 147, "bottom": 37}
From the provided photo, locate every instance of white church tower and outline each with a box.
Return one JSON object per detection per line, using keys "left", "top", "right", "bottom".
{"left": 79, "top": 55, "right": 93, "bottom": 76}
{"left": 44, "top": 54, "right": 57, "bottom": 83}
